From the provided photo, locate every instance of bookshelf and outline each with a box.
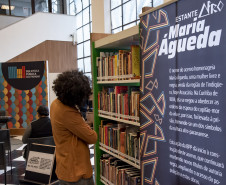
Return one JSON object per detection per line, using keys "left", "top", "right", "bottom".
{"left": 92, "top": 25, "right": 140, "bottom": 185}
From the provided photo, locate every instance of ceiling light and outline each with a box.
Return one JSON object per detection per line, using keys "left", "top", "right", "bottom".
{"left": 1, "top": 5, "right": 15, "bottom": 10}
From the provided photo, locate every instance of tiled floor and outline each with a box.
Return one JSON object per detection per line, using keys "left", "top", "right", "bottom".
{"left": 0, "top": 136, "right": 95, "bottom": 185}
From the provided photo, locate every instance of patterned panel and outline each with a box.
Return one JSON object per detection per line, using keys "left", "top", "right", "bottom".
{"left": 140, "top": 9, "right": 170, "bottom": 185}
{"left": 0, "top": 62, "right": 48, "bottom": 128}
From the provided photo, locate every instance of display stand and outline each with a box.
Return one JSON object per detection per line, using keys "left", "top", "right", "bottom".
{"left": 19, "top": 143, "right": 58, "bottom": 185}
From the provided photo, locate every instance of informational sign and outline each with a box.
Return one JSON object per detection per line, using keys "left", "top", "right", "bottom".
{"left": 140, "top": 0, "right": 225, "bottom": 185}
{"left": 1, "top": 61, "right": 45, "bottom": 90}
{"left": 26, "top": 151, "right": 54, "bottom": 175}
{"left": 24, "top": 143, "right": 56, "bottom": 184}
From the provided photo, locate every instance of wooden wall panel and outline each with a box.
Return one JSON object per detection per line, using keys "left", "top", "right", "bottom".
{"left": 10, "top": 128, "right": 25, "bottom": 135}
{"left": 7, "top": 40, "right": 77, "bottom": 73}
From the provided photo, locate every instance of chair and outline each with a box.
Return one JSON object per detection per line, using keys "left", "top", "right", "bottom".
{"left": 0, "top": 129, "right": 12, "bottom": 174}
{"left": 26, "top": 136, "right": 55, "bottom": 160}
{"left": 0, "top": 110, "right": 12, "bottom": 129}
{"left": 0, "top": 142, "right": 7, "bottom": 185}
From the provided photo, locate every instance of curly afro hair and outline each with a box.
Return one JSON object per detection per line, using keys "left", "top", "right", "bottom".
{"left": 52, "top": 70, "right": 92, "bottom": 107}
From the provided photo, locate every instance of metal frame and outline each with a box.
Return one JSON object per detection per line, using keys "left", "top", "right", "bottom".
{"left": 75, "top": 0, "right": 92, "bottom": 76}
{"left": 110, "top": 0, "right": 154, "bottom": 33}
{"left": 1, "top": 0, "right": 64, "bottom": 16}
{"left": 0, "top": 142, "right": 6, "bottom": 185}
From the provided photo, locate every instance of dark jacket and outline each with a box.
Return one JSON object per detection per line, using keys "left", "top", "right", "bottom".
{"left": 22, "top": 116, "right": 52, "bottom": 159}
{"left": 30, "top": 117, "right": 52, "bottom": 138}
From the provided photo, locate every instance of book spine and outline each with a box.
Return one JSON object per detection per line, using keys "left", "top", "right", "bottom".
{"left": 131, "top": 45, "right": 140, "bottom": 77}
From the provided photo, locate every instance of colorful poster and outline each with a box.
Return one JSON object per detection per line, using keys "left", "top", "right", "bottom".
{"left": 0, "top": 61, "right": 48, "bottom": 128}
{"left": 140, "top": 0, "right": 225, "bottom": 184}
{"left": 2, "top": 61, "right": 45, "bottom": 90}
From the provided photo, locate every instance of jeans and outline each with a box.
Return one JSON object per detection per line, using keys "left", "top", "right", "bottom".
{"left": 59, "top": 177, "right": 94, "bottom": 185}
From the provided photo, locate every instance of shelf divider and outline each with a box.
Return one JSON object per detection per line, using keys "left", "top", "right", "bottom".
{"left": 98, "top": 114, "right": 140, "bottom": 126}
{"left": 99, "top": 143, "right": 140, "bottom": 169}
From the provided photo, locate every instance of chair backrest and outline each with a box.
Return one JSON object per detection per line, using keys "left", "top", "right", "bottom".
{"left": 0, "top": 142, "right": 6, "bottom": 170}
{"left": 26, "top": 136, "right": 55, "bottom": 160}
{"left": 28, "top": 136, "right": 55, "bottom": 146}
{"left": 0, "top": 129, "right": 11, "bottom": 150}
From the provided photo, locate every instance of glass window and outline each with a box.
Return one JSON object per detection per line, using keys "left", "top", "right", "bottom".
{"left": 84, "top": 41, "right": 90, "bottom": 57}
{"left": 111, "top": 0, "right": 163, "bottom": 33}
{"left": 123, "top": 0, "right": 136, "bottom": 25}
{"left": 10, "top": 0, "right": 32, "bottom": 17}
{"left": 83, "top": 7, "right": 89, "bottom": 25}
{"left": 77, "top": 59, "right": 84, "bottom": 72}
{"left": 89, "top": 5, "right": 92, "bottom": 21}
{"left": 75, "top": 0, "right": 92, "bottom": 78}
{"left": 111, "top": 0, "right": 121, "bottom": 9}
{"left": 77, "top": 43, "right": 84, "bottom": 59}
{"left": 83, "top": 0, "right": 89, "bottom": 8}
{"left": 35, "top": 0, "right": 48, "bottom": 13}
{"left": 0, "top": 1, "right": 10, "bottom": 16}
{"left": 77, "top": 27, "right": 83, "bottom": 44}
{"left": 85, "top": 72, "right": 92, "bottom": 80}
{"left": 111, "top": 7, "right": 122, "bottom": 29}
{"left": 84, "top": 57, "right": 91, "bottom": 73}
{"left": 137, "top": 0, "right": 153, "bottom": 17}
{"left": 112, "top": 27, "right": 122, "bottom": 34}
{"left": 77, "top": 12, "right": 82, "bottom": 28}
{"left": 153, "top": 0, "right": 164, "bottom": 7}
{"left": 52, "top": 0, "right": 63, "bottom": 14}
{"left": 69, "top": 1, "right": 76, "bottom": 15}
{"left": 76, "top": 0, "right": 82, "bottom": 13}
{"left": 123, "top": 22, "right": 136, "bottom": 30}
{"left": 83, "top": 24, "right": 90, "bottom": 41}
{"left": 90, "top": 23, "right": 92, "bottom": 32}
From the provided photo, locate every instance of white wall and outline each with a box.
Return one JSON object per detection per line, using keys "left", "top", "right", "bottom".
{"left": 0, "top": 15, "right": 23, "bottom": 30}
{"left": 0, "top": 12, "right": 76, "bottom": 63}
{"left": 48, "top": 73, "right": 60, "bottom": 106}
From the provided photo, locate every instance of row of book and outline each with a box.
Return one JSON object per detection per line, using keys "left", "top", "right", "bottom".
{"left": 100, "top": 154, "right": 141, "bottom": 185}
{"left": 99, "top": 120, "right": 140, "bottom": 160}
{"left": 98, "top": 86, "right": 140, "bottom": 121}
{"left": 96, "top": 46, "right": 140, "bottom": 81}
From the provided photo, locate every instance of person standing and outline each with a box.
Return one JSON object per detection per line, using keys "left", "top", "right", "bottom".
{"left": 50, "top": 70, "right": 97, "bottom": 185}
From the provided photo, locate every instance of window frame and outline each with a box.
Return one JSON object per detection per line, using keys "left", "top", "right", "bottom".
{"left": 110, "top": 0, "right": 154, "bottom": 33}
{"left": 75, "top": 0, "right": 92, "bottom": 77}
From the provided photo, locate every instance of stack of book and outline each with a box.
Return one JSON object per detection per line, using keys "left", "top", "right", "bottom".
{"left": 99, "top": 120, "right": 140, "bottom": 161}
{"left": 100, "top": 154, "right": 141, "bottom": 185}
{"left": 96, "top": 45, "right": 140, "bottom": 81}
{"left": 98, "top": 86, "right": 140, "bottom": 122}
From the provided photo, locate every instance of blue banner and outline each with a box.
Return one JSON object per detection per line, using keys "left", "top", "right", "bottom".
{"left": 140, "top": 0, "right": 226, "bottom": 184}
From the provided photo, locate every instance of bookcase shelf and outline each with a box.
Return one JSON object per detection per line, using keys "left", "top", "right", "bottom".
{"left": 100, "top": 176, "right": 114, "bottom": 185}
{"left": 95, "top": 26, "right": 139, "bottom": 49}
{"left": 98, "top": 113, "right": 140, "bottom": 126}
{"left": 92, "top": 26, "right": 141, "bottom": 185}
{"left": 99, "top": 143, "right": 140, "bottom": 169}
{"left": 97, "top": 79, "right": 140, "bottom": 86}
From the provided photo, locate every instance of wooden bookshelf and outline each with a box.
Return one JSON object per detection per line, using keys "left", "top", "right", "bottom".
{"left": 92, "top": 26, "right": 141, "bottom": 185}
{"left": 100, "top": 176, "right": 114, "bottom": 185}
{"left": 95, "top": 26, "right": 139, "bottom": 49}
{"left": 98, "top": 113, "right": 140, "bottom": 126}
